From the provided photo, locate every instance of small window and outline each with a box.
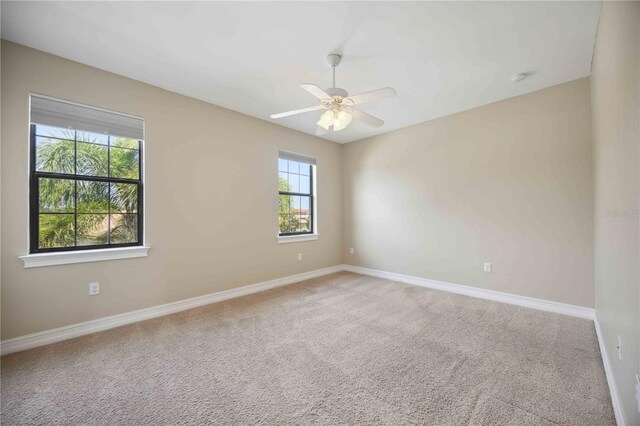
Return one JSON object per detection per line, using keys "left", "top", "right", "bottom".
{"left": 29, "top": 95, "right": 144, "bottom": 253}
{"left": 278, "top": 151, "right": 316, "bottom": 236}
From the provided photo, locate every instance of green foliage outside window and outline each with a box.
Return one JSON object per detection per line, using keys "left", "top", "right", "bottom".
{"left": 34, "top": 125, "right": 141, "bottom": 249}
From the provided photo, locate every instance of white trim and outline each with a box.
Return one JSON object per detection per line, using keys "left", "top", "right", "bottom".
{"left": 19, "top": 246, "right": 151, "bottom": 268}
{"left": 0, "top": 265, "right": 343, "bottom": 355}
{"left": 1, "top": 263, "right": 598, "bottom": 357}
{"left": 594, "top": 313, "right": 627, "bottom": 426}
{"left": 343, "top": 264, "right": 594, "bottom": 320}
{"left": 277, "top": 234, "right": 319, "bottom": 244}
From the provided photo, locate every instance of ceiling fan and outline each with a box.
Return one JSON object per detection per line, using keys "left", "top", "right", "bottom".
{"left": 270, "top": 54, "right": 396, "bottom": 136}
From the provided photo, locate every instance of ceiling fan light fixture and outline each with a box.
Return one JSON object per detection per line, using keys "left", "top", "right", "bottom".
{"left": 272, "top": 53, "right": 395, "bottom": 134}
{"left": 338, "top": 110, "right": 352, "bottom": 126}
{"left": 317, "top": 110, "right": 334, "bottom": 130}
{"left": 333, "top": 109, "right": 353, "bottom": 131}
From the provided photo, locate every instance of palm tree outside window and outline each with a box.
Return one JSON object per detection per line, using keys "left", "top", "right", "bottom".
{"left": 29, "top": 96, "right": 143, "bottom": 253}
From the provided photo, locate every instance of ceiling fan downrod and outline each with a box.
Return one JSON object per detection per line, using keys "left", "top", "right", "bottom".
{"left": 325, "top": 54, "right": 347, "bottom": 99}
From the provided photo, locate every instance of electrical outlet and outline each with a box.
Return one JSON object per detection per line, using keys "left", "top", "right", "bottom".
{"left": 89, "top": 282, "right": 100, "bottom": 296}
{"left": 617, "top": 336, "right": 623, "bottom": 360}
{"left": 297, "top": 253, "right": 302, "bottom": 261}
{"left": 483, "top": 262, "right": 492, "bottom": 272}
{"left": 349, "top": 247, "right": 354, "bottom": 254}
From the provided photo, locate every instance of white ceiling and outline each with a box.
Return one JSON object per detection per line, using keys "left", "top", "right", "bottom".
{"left": 1, "top": 1, "right": 601, "bottom": 144}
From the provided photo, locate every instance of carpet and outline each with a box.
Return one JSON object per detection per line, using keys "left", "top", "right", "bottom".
{"left": 1, "top": 272, "right": 614, "bottom": 425}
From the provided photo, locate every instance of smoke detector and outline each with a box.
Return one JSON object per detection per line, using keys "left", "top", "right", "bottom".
{"left": 511, "top": 73, "right": 528, "bottom": 83}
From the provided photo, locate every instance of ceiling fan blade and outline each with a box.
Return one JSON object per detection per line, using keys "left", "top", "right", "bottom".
{"left": 270, "top": 105, "right": 323, "bottom": 119}
{"left": 351, "top": 108, "right": 384, "bottom": 128}
{"left": 300, "top": 84, "right": 332, "bottom": 100}
{"left": 345, "top": 87, "right": 396, "bottom": 105}
{"left": 316, "top": 126, "right": 328, "bottom": 136}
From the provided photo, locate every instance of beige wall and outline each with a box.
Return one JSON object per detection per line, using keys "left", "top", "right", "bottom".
{"left": 343, "top": 78, "right": 594, "bottom": 307}
{"left": 591, "top": 2, "right": 640, "bottom": 425}
{"left": 1, "top": 19, "right": 633, "bottom": 380}
{"left": 0, "top": 41, "right": 343, "bottom": 340}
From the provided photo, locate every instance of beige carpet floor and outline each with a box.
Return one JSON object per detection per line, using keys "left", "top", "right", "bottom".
{"left": 1, "top": 272, "right": 614, "bottom": 425}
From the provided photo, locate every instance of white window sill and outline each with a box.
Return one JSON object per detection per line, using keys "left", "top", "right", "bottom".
{"left": 19, "top": 246, "right": 150, "bottom": 268}
{"left": 277, "top": 234, "right": 319, "bottom": 244}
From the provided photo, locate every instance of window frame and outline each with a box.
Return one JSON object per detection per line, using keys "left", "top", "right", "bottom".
{"left": 278, "top": 158, "right": 315, "bottom": 237}
{"left": 29, "top": 123, "right": 144, "bottom": 254}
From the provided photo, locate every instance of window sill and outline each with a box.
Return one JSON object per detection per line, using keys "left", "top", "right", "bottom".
{"left": 277, "top": 234, "right": 319, "bottom": 244}
{"left": 19, "top": 246, "right": 150, "bottom": 268}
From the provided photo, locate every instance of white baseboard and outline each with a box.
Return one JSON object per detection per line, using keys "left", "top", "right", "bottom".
{"left": 594, "top": 314, "right": 626, "bottom": 426}
{"left": 0, "top": 263, "right": 596, "bottom": 357}
{"left": 343, "top": 265, "right": 594, "bottom": 320}
{"left": 0, "top": 265, "right": 344, "bottom": 356}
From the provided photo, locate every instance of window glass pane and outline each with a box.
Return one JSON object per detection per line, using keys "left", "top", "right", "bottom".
{"left": 278, "top": 158, "right": 288, "bottom": 173}
{"left": 278, "top": 159, "right": 312, "bottom": 234}
{"left": 35, "top": 124, "right": 74, "bottom": 140}
{"left": 77, "top": 181, "right": 109, "bottom": 213}
{"left": 77, "top": 214, "right": 109, "bottom": 246}
{"left": 300, "top": 175, "right": 310, "bottom": 194}
{"left": 278, "top": 172, "right": 289, "bottom": 191}
{"left": 300, "top": 196, "right": 311, "bottom": 232}
{"left": 35, "top": 137, "right": 75, "bottom": 174}
{"left": 300, "top": 196, "right": 310, "bottom": 210}
{"left": 77, "top": 131, "right": 109, "bottom": 145}
{"left": 110, "top": 183, "right": 138, "bottom": 213}
{"left": 77, "top": 142, "right": 108, "bottom": 176}
{"left": 291, "top": 196, "right": 301, "bottom": 214}
{"left": 289, "top": 214, "right": 301, "bottom": 233}
{"left": 288, "top": 174, "right": 299, "bottom": 192}
{"left": 279, "top": 194, "right": 291, "bottom": 215}
{"left": 38, "top": 214, "right": 75, "bottom": 248}
{"left": 31, "top": 113, "right": 143, "bottom": 251}
{"left": 279, "top": 214, "right": 289, "bottom": 234}
{"left": 110, "top": 214, "right": 138, "bottom": 243}
{"left": 110, "top": 137, "right": 139, "bottom": 149}
{"left": 300, "top": 219, "right": 310, "bottom": 232}
{"left": 109, "top": 146, "right": 139, "bottom": 179}
{"left": 39, "top": 178, "right": 75, "bottom": 212}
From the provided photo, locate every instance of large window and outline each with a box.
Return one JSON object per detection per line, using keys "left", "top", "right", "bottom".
{"left": 278, "top": 151, "right": 315, "bottom": 235}
{"left": 29, "top": 96, "right": 144, "bottom": 253}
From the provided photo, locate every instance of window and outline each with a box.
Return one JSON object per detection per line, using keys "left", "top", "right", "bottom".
{"left": 29, "top": 95, "right": 144, "bottom": 253}
{"left": 278, "top": 151, "right": 316, "bottom": 236}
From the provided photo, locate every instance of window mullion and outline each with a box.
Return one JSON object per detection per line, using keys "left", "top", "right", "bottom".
{"left": 279, "top": 191, "right": 311, "bottom": 196}
{"left": 310, "top": 165, "right": 314, "bottom": 234}
{"left": 137, "top": 139, "right": 143, "bottom": 245}
{"left": 74, "top": 180, "right": 78, "bottom": 247}
{"left": 74, "top": 130, "right": 78, "bottom": 247}
{"left": 32, "top": 172, "right": 139, "bottom": 185}
{"left": 108, "top": 135, "right": 111, "bottom": 245}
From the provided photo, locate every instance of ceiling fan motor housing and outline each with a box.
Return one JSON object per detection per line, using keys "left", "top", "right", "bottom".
{"left": 325, "top": 87, "right": 348, "bottom": 98}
